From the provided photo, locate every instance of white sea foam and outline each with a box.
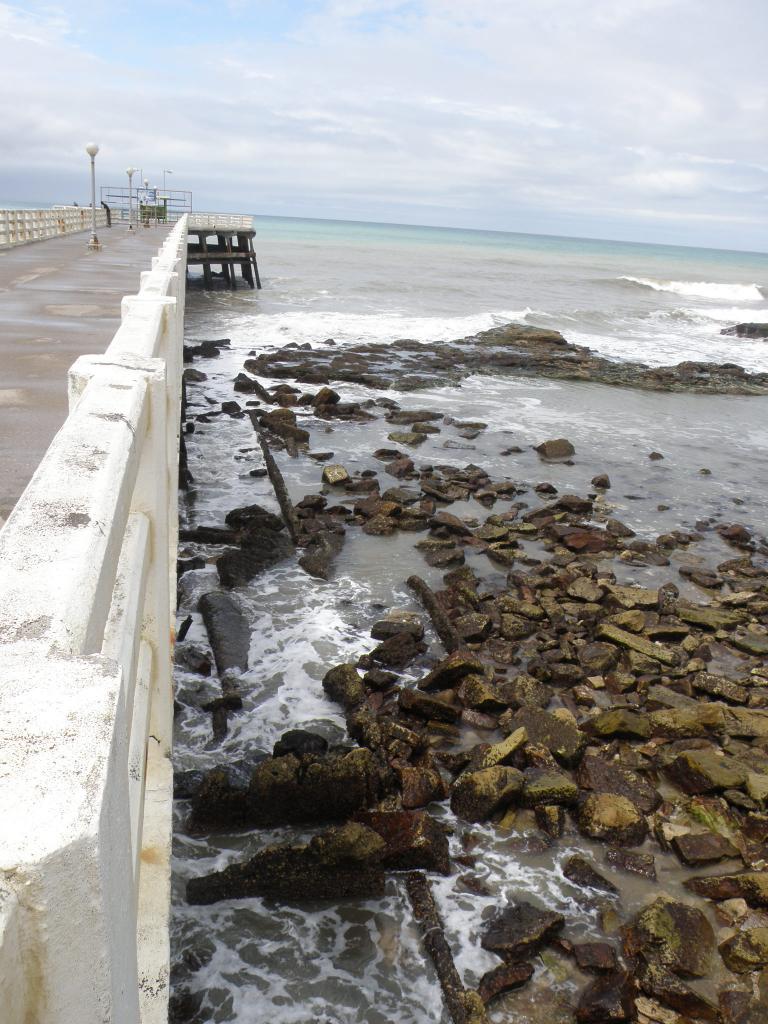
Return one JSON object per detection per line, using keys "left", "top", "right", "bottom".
{"left": 221, "top": 308, "right": 547, "bottom": 352}
{"left": 619, "top": 276, "right": 764, "bottom": 302}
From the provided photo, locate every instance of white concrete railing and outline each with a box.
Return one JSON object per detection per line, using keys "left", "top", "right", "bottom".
{"left": 0, "top": 216, "right": 187, "bottom": 1023}
{"left": 0, "top": 206, "right": 109, "bottom": 248}
{"left": 189, "top": 211, "right": 253, "bottom": 230}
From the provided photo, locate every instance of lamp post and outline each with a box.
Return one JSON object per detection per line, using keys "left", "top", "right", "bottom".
{"left": 162, "top": 168, "right": 173, "bottom": 192}
{"left": 85, "top": 142, "right": 101, "bottom": 251}
{"left": 126, "top": 166, "right": 136, "bottom": 231}
{"left": 142, "top": 178, "right": 149, "bottom": 227}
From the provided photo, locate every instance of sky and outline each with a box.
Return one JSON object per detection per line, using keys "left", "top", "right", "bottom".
{"left": 1, "top": 0, "right": 766, "bottom": 250}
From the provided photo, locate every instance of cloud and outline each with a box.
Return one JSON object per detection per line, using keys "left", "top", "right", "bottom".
{"left": 0, "top": 0, "right": 766, "bottom": 248}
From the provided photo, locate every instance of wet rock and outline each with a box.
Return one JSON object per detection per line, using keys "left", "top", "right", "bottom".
{"left": 419, "top": 651, "right": 486, "bottom": 690}
{"left": 606, "top": 848, "right": 656, "bottom": 881}
{"left": 535, "top": 804, "right": 565, "bottom": 838}
{"left": 591, "top": 474, "right": 611, "bottom": 489}
{"left": 577, "top": 754, "right": 661, "bottom": 814}
{"left": 596, "top": 622, "right": 678, "bottom": 666}
{"left": 665, "top": 748, "right": 748, "bottom": 795}
{"left": 719, "top": 927, "right": 768, "bottom": 973}
{"left": 692, "top": 672, "right": 749, "bottom": 705}
{"left": 225, "top": 503, "right": 286, "bottom": 533}
{"left": 629, "top": 896, "right": 714, "bottom": 977}
{"left": 523, "top": 769, "right": 579, "bottom": 806}
{"left": 684, "top": 871, "right": 768, "bottom": 907}
{"left": 370, "top": 631, "right": 425, "bottom": 669}
{"left": 636, "top": 962, "right": 719, "bottom": 1022}
{"left": 186, "top": 821, "right": 386, "bottom": 905}
{"left": 322, "top": 464, "right": 351, "bottom": 485}
{"left": 398, "top": 688, "right": 459, "bottom": 723}
{"left": 457, "top": 674, "right": 508, "bottom": 713}
{"left": 450, "top": 766, "right": 524, "bottom": 822}
{"left": 576, "top": 970, "right": 635, "bottom": 1023}
{"left": 579, "top": 643, "right": 621, "bottom": 673}
{"left": 481, "top": 901, "right": 565, "bottom": 960}
{"left": 298, "top": 530, "right": 344, "bottom": 580}
{"left": 510, "top": 709, "right": 586, "bottom": 766}
{"left": 536, "top": 438, "right": 575, "bottom": 460}
{"left": 563, "top": 855, "right": 619, "bottom": 895}
{"left": 469, "top": 727, "right": 528, "bottom": 771}
{"left": 498, "top": 674, "right": 553, "bottom": 710}
{"left": 721, "top": 323, "right": 768, "bottom": 338}
{"left": 371, "top": 610, "right": 425, "bottom": 641}
{"left": 398, "top": 766, "right": 446, "bottom": 809}
{"left": 216, "top": 527, "right": 293, "bottom": 587}
{"left": 649, "top": 704, "right": 726, "bottom": 739}
{"left": 356, "top": 810, "right": 450, "bottom": 873}
{"left": 477, "top": 962, "right": 534, "bottom": 1004}
{"left": 174, "top": 770, "right": 207, "bottom": 800}
{"left": 198, "top": 592, "right": 250, "bottom": 676}
{"left": 574, "top": 942, "right": 619, "bottom": 973}
{"left": 671, "top": 831, "right": 738, "bottom": 865}
{"left": 174, "top": 643, "right": 213, "bottom": 676}
{"left": 676, "top": 603, "right": 748, "bottom": 631}
{"left": 589, "top": 709, "right": 651, "bottom": 740}
{"left": 273, "top": 729, "right": 328, "bottom": 759}
{"left": 579, "top": 793, "right": 648, "bottom": 846}
{"left": 322, "top": 663, "right": 365, "bottom": 708}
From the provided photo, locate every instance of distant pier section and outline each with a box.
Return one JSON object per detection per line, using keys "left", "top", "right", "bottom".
{"left": 187, "top": 213, "right": 262, "bottom": 289}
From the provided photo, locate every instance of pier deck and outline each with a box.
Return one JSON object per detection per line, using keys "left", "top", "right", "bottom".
{"left": 0, "top": 224, "right": 171, "bottom": 520}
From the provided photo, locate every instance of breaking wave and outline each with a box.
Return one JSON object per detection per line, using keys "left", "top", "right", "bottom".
{"left": 619, "top": 276, "right": 764, "bottom": 302}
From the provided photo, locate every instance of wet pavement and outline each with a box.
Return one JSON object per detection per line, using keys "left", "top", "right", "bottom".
{"left": 0, "top": 222, "right": 171, "bottom": 520}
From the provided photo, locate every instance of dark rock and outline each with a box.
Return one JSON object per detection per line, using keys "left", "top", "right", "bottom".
{"left": 563, "top": 855, "right": 619, "bottom": 895}
{"left": 636, "top": 962, "right": 720, "bottom": 1021}
{"left": 398, "top": 766, "right": 446, "bottom": 809}
{"left": 174, "top": 770, "right": 207, "bottom": 800}
{"left": 684, "top": 871, "right": 768, "bottom": 907}
{"left": 356, "top": 810, "right": 450, "bottom": 873}
{"left": 273, "top": 729, "right": 328, "bottom": 759}
{"left": 186, "top": 822, "right": 386, "bottom": 905}
{"left": 450, "top": 766, "right": 523, "bottom": 822}
{"left": 510, "top": 709, "right": 586, "bottom": 766}
{"left": 322, "top": 663, "right": 365, "bottom": 708}
{"left": 370, "top": 631, "right": 425, "bottom": 669}
{"left": 574, "top": 942, "right": 619, "bottom": 973}
{"left": 298, "top": 530, "right": 344, "bottom": 580}
{"left": 536, "top": 438, "right": 575, "bottom": 460}
{"left": 477, "top": 962, "right": 534, "bottom": 1004}
{"left": 721, "top": 323, "right": 768, "bottom": 338}
{"left": 629, "top": 896, "right": 714, "bottom": 977}
{"left": 398, "top": 688, "right": 459, "bottom": 723}
{"left": 198, "top": 592, "right": 250, "bottom": 676}
{"left": 481, "top": 901, "right": 565, "bottom": 960}
{"left": 576, "top": 970, "right": 635, "bottom": 1023}
{"left": 606, "top": 848, "right": 656, "bottom": 880}
{"left": 671, "top": 831, "right": 738, "bottom": 865}
{"left": 216, "top": 527, "right": 293, "bottom": 586}
{"left": 577, "top": 755, "right": 661, "bottom": 814}
{"left": 174, "top": 643, "right": 212, "bottom": 676}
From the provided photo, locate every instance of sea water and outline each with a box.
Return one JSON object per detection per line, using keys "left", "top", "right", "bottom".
{"left": 171, "top": 217, "right": 768, "bottom": 1023}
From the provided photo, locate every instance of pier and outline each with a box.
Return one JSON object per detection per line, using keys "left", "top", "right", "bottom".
{"left": 186, "top": 213, "right": 261, "bottom": 289}
{"left": 0, "top": 215, "right": 191, "bottom": 1023}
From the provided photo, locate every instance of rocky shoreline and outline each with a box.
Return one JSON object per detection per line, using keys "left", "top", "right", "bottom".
{"left": 243, "top": 323, "right": 768, "bottom": 395}
{"left": 171, "top": 333, "right": 768, "bottom": 1024}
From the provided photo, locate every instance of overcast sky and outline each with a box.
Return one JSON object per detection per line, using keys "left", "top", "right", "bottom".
{"left": 1, "top": 0, "right": 766, "bottom": 250}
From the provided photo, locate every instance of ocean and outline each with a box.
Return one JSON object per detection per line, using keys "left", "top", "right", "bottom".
{"left": 171, "top": 217, "right": 768, "bottom": 1024}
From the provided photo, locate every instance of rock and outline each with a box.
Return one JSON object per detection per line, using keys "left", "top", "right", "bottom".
{"left": 498, "top": 674, "right": 552, "bottom": 710}
{"left": 322, "top": 663, "right": 365, "bottom": 708}
{"left": 636, "top": 962, "right": 719, "bottom": 1022}
{"left": 693, "top": 672, "right": 749, "bottom": 704}
{"left": 676, "top": 603, "right": 748, "bottom": 631}
{"left": 174, "top": 643, "right": 213, "bottom": 676}
{"left": 719, "top": 927, "right": 768, "bottom": 973}
{"left": 322, "top": 464, "right": 351, "bottom": 485}
{"left": 671, "top": 831, "right": 738, "bottom": 866}
{"left": 356, "top": 810, "right": 450, "bottom": 874}
{"left": 225, "top": 503, "right": 285, "bottom": 533}
{"left": 535, "top": 804, "right": 565, "bottom": 838}
{"left": 398, "top": 766, "right": 446, "bottom": 809}
{"left": 457, "top": 674, "right": 508, "bottom": 713}
{"left": 606, "top": 848, "right": 656, "bottom": 881}
{"left": 371, "top": 610, "right": 424, "bottom": 641}
{"left": 186, "top": 822, "right": 386, "bottom": 905}
{"left": 481, "top": 901, "right": 565, "bottom": 959}
{"left": 721, "top": 323, "right": 768, "bottom": 338}
{"left": 591, "top": 474, "right": 611, "bottom": 489}
{"left": 574, "top": 944, "right": 618, "bottom": 974}
{"left": 419, "top": 651, "right": 486, "bottom": 690}
{"left": 563, "top": 854, "right": 619, "bottom": 895}
{"left": 198, "top": 592, "right": 250, "bottom": 676}
{"left": 630, "top": 896, "right": 714, "bottom": 977}
{"left": 576, "top": 970, "right": 635, "bottom": 1023}
{"left": 469, "top": 727, "right": 528, "bottom": 770}
{"left": 509, "top": 709, "right": 586, "bottom": 767}
{"left": 536, "top": 438, "right": 575, "bottom": 460}
{"left": 577, "top": 754, "right": 661, "bottom": 814}
{"left": 455, "top": 613, "right": 493, "bottom": 642}
{"left": 665, "top": 748, "right": 748, "bottom": 795}
{"left": 399, "top": 688, "right": 459, "bottom": 723}
{"left": 596, "top": 622, "right": 678, "bottom": 666}
{"left": 273, "top": 729, "right": 328, "bottom": 759}
{"left": 649, "top": 704, "right": 725, "bottom": 739}
{"left": 589, "top": 709, "right": 651, "bottom": 740}
{"left": 298, "top": 530, "right": 344, "bottom": 580}
{"left": 477, "top": 962, "right": 534, "bottom": 1004}
{"left": 216, "top": 527, "right": 293, "bottom": 587}
{"left": 568, "top": 578, "right": 606, "bottom": 603}
{"left": 313, "top": 386, "right": 341, "bottom": 406}
{"left": 370, "top": 631, "right": 424, "bottom": 669}
{"left": 450, "top": 766, "right": 523, "bottom": 821}
{"left": 523, "top": 769, "right": 578, "bottom": 806}
{"left": 579, "top": 642, "right": 620, "bottom": 673}
{"left": 684, "top": 871, "right": 768, "bottom": 907}
{"left": 579, "top": 793, "right": 648, "bottom": 847}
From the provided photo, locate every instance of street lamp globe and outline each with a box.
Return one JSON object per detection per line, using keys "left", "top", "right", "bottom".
{"left": 85, "top": 142, "right": 100, "bottom": 158}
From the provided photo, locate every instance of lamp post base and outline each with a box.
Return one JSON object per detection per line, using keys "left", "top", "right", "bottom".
{"left": 87, "top": 234, "right": 102, "bottom": 252}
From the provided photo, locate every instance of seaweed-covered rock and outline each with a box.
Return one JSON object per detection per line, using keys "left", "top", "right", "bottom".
{"left": 356, "top": 810, "right": 450, "bottom": 874}
{"left": 522, "top": 769, "right": 578, "bottom": 806}
{"left": 685, "top": 871, "right": 768, "bottom": 907}
{"left": 576, "top": 970, "right": 635, "bottom": 1023}
{"left": 509, "top": 709, "right": 586, "bottom": 766}
{"left": 579, "top": 793, "right": 647, "bottom": 847}
{"left": 477, "top": 962, "right": 534, "bottom": 1004}
{"left": 719, "top": 927, "right": 768, "bottom": 973}
{"left": 629, "top": 896, "right": 714, "bottom": 977}
{"left": 186, "top": 822, "right": 386, "bottom": 905}
{"left": 481, "top": 901, "right": 565, "bottom": 959}
{"left": 577, "top": 755, "right": 661, "bottom": 814}
{"left": 322, "top": 663, "right": 366, "bottom": 708}
{"left": 450, "top": 766, "right": 523, "bottom": 822}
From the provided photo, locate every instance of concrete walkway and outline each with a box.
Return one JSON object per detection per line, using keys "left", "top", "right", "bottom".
{"left": 0, "top": 223, "right": 172, "bottom": 521}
